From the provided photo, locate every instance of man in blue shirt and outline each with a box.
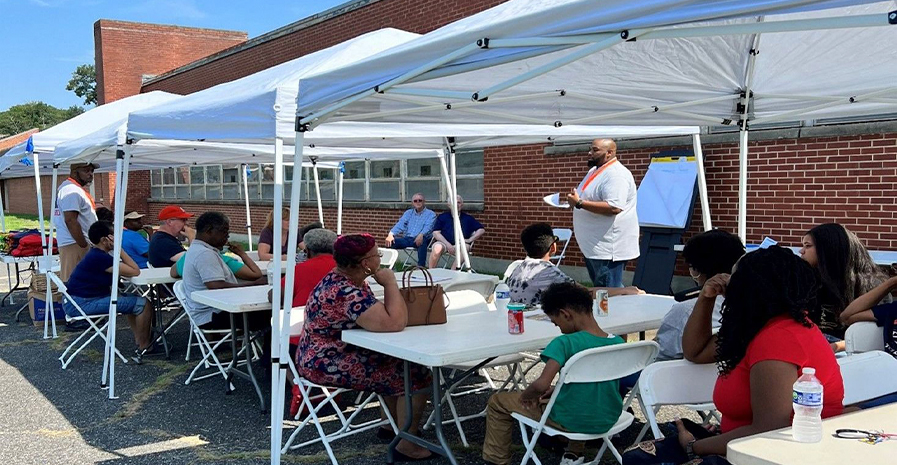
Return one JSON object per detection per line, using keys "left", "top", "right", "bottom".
{"left": 385, "top": 193, "right": 436, "bottom": 267}
{"left": 121, "top": 211, "right": 150, "bottom": 268}
{"left": 428, "top": 195, "right": 485, "bottom": 269}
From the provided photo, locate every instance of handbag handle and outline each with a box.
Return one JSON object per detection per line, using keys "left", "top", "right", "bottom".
{"left": 402, "top": 266, "right": 434, "bottom": 289}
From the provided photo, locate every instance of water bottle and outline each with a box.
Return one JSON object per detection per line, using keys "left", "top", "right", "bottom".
{"left": 494, "top": 283, "right": 511, "bottom": 312}
{"left": 792, "top": 367, "right": 824, "bottom": 443}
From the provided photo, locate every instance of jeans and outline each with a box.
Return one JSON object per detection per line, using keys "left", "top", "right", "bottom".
{"left": 64, "top": 294, "right": 146, "bottom": 318}
{"left": 622, "top": 422, "right": 730, "bottom": 465}
{"left": 585, "top": 258, "right": 627, "bottom": 287}
{"left": 392, "top": 234, "right": 432, "bottom": 267}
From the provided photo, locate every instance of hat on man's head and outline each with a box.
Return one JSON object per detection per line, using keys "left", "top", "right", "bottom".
{"left": 70, "top": 162, "right": 99, "bottom": 170}
{"left": 158, "top": 205, "right": 193, "bottom": 220}
{"left": 123, "top": 211, "right": 145, "bottom": 220}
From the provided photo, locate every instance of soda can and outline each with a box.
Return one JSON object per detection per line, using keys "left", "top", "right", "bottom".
{"left": 507, "top": 303, "right": 526, "bottom": 334}
{"left": 593, "top": 289, "right": 609, "bottom": 317}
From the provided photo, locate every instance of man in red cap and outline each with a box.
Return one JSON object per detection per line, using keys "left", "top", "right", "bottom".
{"left": 148, "top": 205, "right": 196, "bottom": 268}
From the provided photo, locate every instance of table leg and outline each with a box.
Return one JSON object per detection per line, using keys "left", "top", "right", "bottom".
{"left": 387, "top": 361, "right": 413, "bottom": 465}
{"left": 430, "top": 367, "right": 458, "bottom": 465}
{"left": 4, "top": 262, "right": 23, "bottom": 308}
{"left": 242, "top": 313, "right": 266, "bottom": 413}
{"left": 225, "top": 313, "right": 239, "bottom": 394}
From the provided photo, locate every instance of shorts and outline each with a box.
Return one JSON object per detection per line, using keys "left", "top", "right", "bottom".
{"left": 64, "top": 294, "right": 147, "bottom": 318}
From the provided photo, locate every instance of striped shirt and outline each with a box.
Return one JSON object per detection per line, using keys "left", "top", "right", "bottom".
{"left": 390, "top": 208, "right": 436, "bottom": 237}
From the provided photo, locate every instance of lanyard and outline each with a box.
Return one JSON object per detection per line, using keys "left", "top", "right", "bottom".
{"left": 66, "top": 177, "right": 96, "bottom": 210}
{"left": 577, "top": 158, "right": 618, "bottom": 193}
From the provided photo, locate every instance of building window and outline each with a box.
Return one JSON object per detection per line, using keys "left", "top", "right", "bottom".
{"left": 148, "top": 152, "right": 485, "bottom": 204}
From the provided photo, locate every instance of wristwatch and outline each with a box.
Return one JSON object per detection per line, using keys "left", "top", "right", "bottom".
{"left": 574, "top": 199, "right": 584, "bottom": 209}
{"left": 685, "top": 439, "right": 697, "bottom": 460}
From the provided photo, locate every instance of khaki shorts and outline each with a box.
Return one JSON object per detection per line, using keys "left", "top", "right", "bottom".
{"left": 59, "top": 243, "right": 89, "bottom": 282}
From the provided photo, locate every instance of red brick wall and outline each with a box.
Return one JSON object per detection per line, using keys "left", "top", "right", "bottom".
{"left": 95, "top": 19, "right": 247, "bottom": 104}
{"left": 142, "top": 0, "right": 506, "bottom": 93}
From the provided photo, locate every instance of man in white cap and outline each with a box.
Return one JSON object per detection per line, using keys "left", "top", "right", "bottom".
{"left": 121, "top": 211, "right": 150, "bottom": 269}
{"left": 53, "top": 162, "right": 99, "bottom": 281}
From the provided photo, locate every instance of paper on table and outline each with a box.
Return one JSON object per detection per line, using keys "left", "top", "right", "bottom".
{"left": 543, "top": 193, "right": 570, "bottom": 208}
{"left": 409, "top": 276, "right": 452, "bottom": 283}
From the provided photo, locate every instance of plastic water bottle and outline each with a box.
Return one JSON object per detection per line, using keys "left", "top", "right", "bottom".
{"left": 494, "top": 283, "right": 511, "bottom": 312}
{"left": 792, "top": 367, "right": 824, "bottom": 443}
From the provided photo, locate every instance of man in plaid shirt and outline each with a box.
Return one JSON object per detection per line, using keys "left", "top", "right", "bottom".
{"left": 385, "top": 193, "right": 436, "bottom": 267}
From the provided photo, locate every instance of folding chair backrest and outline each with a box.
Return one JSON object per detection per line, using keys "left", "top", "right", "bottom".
{"left": 445, "top": 290, "right": 489, "bottom": 315}
{"left": 845, "top": 321, "right": 884, "bottom": 354}
{"left": 288, "top": 306, "right": 307, "bottom": 337}
{"left": 172, "top": 281, "right": 200, "bottom": 326}
{"left": 551, "top": 228, "right": 573, "bottom": 263}
{"left": 638, "top": 359, "right": 718, "bottom": 408}
{"left": 443, "top": 279, "right": 494, "bottom": 299}
{"left": 502, "top": 260, "right": 524, "bottom": 281}
{"left": 838, "top": 351, "right": 897, "bottom": 405}
{"left": 561, "top": 340, "right": 659, "bottom": 385}
{"left": 47, "top": 272, "right": 68, "bottom": 294}
{"left": 380, "top": 248, "right": 399, "bottom": 269}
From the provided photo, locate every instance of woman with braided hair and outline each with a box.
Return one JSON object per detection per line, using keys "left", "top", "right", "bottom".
{"left": 296, "top": 233, "right": 432, "bottom": 461}
{"left": 623, "top": 246, "right": 844, "bottom": 465}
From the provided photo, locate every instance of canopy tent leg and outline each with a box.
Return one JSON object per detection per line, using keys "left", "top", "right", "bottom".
{"left": 242, "top": 164, "right": 254, "bottom": 252}
{"left": 0, "top": 180, "right": 7, "bottom": 302}
{"left": 737, "top": 130, "right": 749, "bottom": 242}
{"left": 692, "top": 134, "right": 712, "bottom": 231}
{"left": 437, "top": 149, "right": 465, "bottom": 272}
{"left": 336, "top": 162, "right": 344, "bottom": 235}
{"left": 102, "top": 146, "right": 131, "bottom": 399}
{"left": 43, "top": 167, "right": 60, "bottom": 339}
{"left": 312, "top": 159, "right": 324, "bottom": 225}
{"left": 445, "top": 141, "right": 470, "bottom": 270}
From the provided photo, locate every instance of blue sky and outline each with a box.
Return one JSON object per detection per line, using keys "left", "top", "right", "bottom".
{"left": 0, "top": 0, "right": 348, "bottom": 112}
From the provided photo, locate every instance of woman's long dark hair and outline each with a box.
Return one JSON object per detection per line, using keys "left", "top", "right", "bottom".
{"left": 716, "top": 246, "right": 818, "bottom": 375}
{"left": 806, "top": 223, "right": 887, "bottom": 322}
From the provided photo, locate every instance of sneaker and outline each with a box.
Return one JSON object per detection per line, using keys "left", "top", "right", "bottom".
{"left": 64, "top": 320, "right": 89, "bottom": 332}
{"left": 559, "top": 452, "right": 585, "bottom": 465}
{"left": 131, "top": 349, "right": 143, "bottom": 365}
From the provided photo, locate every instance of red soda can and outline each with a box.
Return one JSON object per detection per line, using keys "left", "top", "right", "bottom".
{"left": 507, "top": 303, "right": 526, "bottom": 334}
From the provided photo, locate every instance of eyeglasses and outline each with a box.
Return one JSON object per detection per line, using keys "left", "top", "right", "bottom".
{"left": 553, "top": 235, "right": 560, "bottom": 243}
{"left": 834, "top": 429, "right": 897, "bottom": 444}
{"left": 412, "top": 199, "right": 424, "bottom": 203}
{"left": 360, "top": 251, "right": 383, "bottom": 261}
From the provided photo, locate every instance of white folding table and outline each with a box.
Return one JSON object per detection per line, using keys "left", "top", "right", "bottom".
{"left": 4, "top": 254, "right": 60, "bottom": 320}
{"left": 367, "top": 268, "right": 499, "bottom": 299}
{"left": 129, "top": 267, "right": 181, "bottom": 359}
{"left": 191, "top": 285, "right": 272, "bottom": 411}
{"left": 342, "top": 310, "right": 559, "bottom": 464}
{"left": 524, "top": 293, "right": 675, "bottom": 336}
{"left": 727, "top": 404, "right": 897, "bottom": 465}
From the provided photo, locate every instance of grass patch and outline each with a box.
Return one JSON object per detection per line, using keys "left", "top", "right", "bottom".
{"left": 110, "top": 360, "right": 190, "bottom": 422}
{"left": 2, "top": 213, "right": 50, "bottom": 232}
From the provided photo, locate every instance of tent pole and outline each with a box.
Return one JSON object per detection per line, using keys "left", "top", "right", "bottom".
{"left": 738, "top": 130, "right": 748, "bottom": 242}
{"left": 437, "top": 148, "right": 464, "bottom": 270}
{"left": 270, "top": 138, "right": 284, "bottom": 465}
{"left": 692, "top": 134, "right": 712, "bottom": 231}
{"left": 44, "top": 167, "right": 60, "bottom": 339}
{"left": 32, "top": 153, "right": 48, "bottom": 264}
{"left": 0, "top": 178, "right": 7, "bottom": 301}
{"left": 103, "top": 146, "right": 130, "bottom": 399}
{"left": 312, "top": 160, "right": 324, "bottom": 225}
{"left": 336, "top": 162, "right": 344, "bottom": 235}
{"left": 448, "top": 144, "right": 469, "bottom": 270}
{"left": 242, "top": 164, "right": 253, "bottom": 252}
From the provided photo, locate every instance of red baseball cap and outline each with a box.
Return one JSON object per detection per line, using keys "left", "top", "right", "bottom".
{"left": 158, "top": 205, "right": 194, "bottom": 220}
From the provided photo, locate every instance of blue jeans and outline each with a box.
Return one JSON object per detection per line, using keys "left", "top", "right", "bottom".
{"left": 64, "top": 294, "right": 146, "bottom": 318}
{"left": 392, "top": 234, "right": 432, "bottom": 267}
{"left": 585, "top": 258, "right": 627, "bottom": 287}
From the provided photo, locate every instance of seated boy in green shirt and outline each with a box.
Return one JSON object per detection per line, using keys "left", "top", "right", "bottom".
{"left": 482, "top": 282, "right": 625, "bottom": 465}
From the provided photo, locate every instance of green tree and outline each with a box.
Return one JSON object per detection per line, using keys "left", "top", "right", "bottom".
{"left": 0, "top": 102, "right": 85, "bottom": 135}
{"left": 66, "top": 64, "right": 97, "bottom": 106}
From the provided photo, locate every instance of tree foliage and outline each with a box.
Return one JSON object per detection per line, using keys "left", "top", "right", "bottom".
{"left": 0, "top": 102, "right": 84, "bottom": 136}
{"left": 66, "top": 64, "right": 97, "bottom": 106}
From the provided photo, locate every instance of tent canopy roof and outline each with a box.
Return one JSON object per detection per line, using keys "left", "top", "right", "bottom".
{"left": 295, "top": 0, "right": 897, "bottom": 129}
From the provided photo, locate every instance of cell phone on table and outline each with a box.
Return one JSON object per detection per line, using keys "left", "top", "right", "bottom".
{"left": 680, "top": 418, "right": 715, "bottom": 440}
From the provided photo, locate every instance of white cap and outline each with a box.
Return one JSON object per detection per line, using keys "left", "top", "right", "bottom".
{"left": 802, "top": 367, "right": 816, "bottom": 375}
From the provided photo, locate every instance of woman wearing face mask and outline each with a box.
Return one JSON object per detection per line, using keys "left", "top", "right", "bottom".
{"left": 295, "top": 234, "right": 433, "bottom": 461}
{"left": 800, "top": 223, "right": 889, "bottom": 350}
{"left": 654, "top": 230, "right": 746, "bottom": 361}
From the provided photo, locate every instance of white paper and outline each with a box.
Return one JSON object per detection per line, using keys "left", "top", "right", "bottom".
{"left": 543, "top": 193, "right": 570, "bottom": 208}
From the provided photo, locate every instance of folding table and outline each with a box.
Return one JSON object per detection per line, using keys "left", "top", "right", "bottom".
{"left": 129, "top": 267, "right": 180, "bottom": 359}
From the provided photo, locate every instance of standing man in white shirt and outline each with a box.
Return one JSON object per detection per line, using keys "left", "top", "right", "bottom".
{"left": 53, "top": 162, "right": 99, "bottom": 281}
{"left": 566, "top": 138, "right": 639, "bottom": 288}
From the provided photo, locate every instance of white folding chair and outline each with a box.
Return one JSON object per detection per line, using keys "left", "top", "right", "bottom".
{"left": 379, "top": 248, "right": 399, "bottom": 269}
{"left": 52, "top": 273, "right": 129, "bottom": 369}
{"left": 550, "top": 228, "right": 573, "bottom": 266}
{"left": 440, "top": 240, "right": 475, "bottom": 270}
{"left": 399, "top": 236, "right": 434, "bottom": 269}
{"left": 513, "top": 341, "right": 660, "bottom": 465}
{"left": 845, "top": 321, "right": 884, "bottom": 354}
{"left": 443, "top": 278, "right": 495, "bottom": 300}
{"left": 423, "top": 291, "right": 538, "bottom": 447}
{"left": 632, "top": 359, "right": 720, "bottom": 442}
{"left": 282, "top": 308, "right": 398, "bottom": 465}
{"left": 173, "top": 281, "right": 237, "bottom": 386}
{"left": 838, "top": 351, "right": 897, "bottom": 406}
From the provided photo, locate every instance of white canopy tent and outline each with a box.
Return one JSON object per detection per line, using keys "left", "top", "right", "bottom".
{"left": 294, "top": 0, "right": 897, "bottom": 241}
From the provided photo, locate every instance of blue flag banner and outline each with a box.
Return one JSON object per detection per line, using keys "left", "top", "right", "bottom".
{"left": 339, "top": 161, "right": 345, "bottom": 173}
{"left": 19, "top": 156, "right": 33, "bottom": 167}
{"left": 25, "top": 137, "right": 34, "bottom": 153}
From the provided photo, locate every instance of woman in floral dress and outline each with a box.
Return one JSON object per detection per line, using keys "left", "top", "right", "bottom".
{"left": 297, "top": 233, "right": 432, "bottom": 461}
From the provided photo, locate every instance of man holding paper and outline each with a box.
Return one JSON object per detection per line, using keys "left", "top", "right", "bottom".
{"left": 567, "top": 138, "right": 639, "bottom": 287}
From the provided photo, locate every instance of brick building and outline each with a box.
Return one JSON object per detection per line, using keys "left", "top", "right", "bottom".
{"left": 8, "top": 0, "right": 897, "bottom": 279}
